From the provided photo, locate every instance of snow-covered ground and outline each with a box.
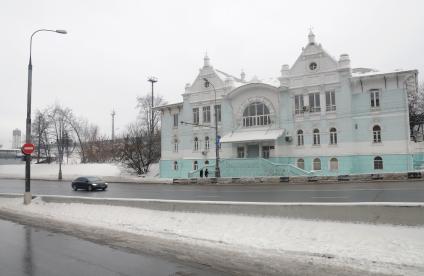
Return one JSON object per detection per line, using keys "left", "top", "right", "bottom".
{"left": 0, "top": 197, "right": 423, "bottom": 275}
{"left": 0, "top": 162, "right": 167, "bottom": 183}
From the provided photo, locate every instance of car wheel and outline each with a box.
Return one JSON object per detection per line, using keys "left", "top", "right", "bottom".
{"left": 102, "top": 187, "right": 107, "bottom": 191}
{"left": 87, "top": 185, "right": 93, "bottom": 192}
{"left": 72, "top": 184, "right": 77, "bottom": 191}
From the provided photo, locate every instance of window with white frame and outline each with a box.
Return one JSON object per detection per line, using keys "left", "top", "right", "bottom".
{"left": 309, "top": 92, "right": 321, "bottom": 113}
{"left": 370, "top": 89, "right": 380, "bottom": 108}
{"left": 193, "top": 160, "right": 198, "bottom": 170}
{"left": 237, "top": 146, "right": 245, "bottom": 158}
{"left": 173, "top": 113, "right": 179, "bottom": 128}
{"left": 173, "top": 161, "right": 178, "bottom": 170}
{"left": 329, "top": 127, "right": 337, "bottom": 145}
{"left": 325, "top": 90, "right": 336, "bottom": 111}
{"left": 313, "top": 129, "right": 320, "bottom": 145}
{"left": 295, "top": 95, "right": 304, "bottom": 115}
{"left": 214, "top": 105, "right": 221, "bottom": 122}
{"left": 204, "top": 136, "right": 210, "bottom": 150}
{"left": 202, "top": 106, "right": 211, "bottom": 123}
{"left": 297, "top": 129, "right": 304, "bottom": 146}
{"left": 194, "top": 137, "right": 199, "bottom": 151}
{"left": 242, "top": 102, "right": 271, "bottom": 127}
{"left": 330, "top": 157, "right": 338, "bottom": 171}
{"left": 373, "top": 125, "right": 382, "bottom": 143}
{"left": 173, "top": 139, "right": 178, "bottom": 152}
{"left": 262, "top": 146, "right": 271, "bottom": 159}
{"left": 193, "top": 108, "right": 199, "bottom": 124}
{"left": 297, "top": 158, "right": 305, "bottom": 170}
{"left": 374, "top": 156, "right": 383, "bottom": 170}
{"left": 313, "top": 158, "right": 321, "bottom": 170}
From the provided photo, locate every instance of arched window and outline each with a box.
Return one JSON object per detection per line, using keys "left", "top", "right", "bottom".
{"left": 313, "top": 158, "right": 321, "bottom": 170}
{"left": 330, "top": 157, "right": 338, "bottom": 171}
{"left": 205, "top": 160, "right": 209, "bottom": 165}
{"left": 297, "top": 158, "right": 305, "bottom": 170}
{"left": 193, "top": 160, "right": 198, "bottom": 170}
{"left": 242, "top": 102, "right": 271, "bottom": 127}
{"left": 313, "top": 129, "right": 320, "bottom": 145}
{"left": 329, "top": 128, "right": 337, "bottom": 145}
{"left": 373, "top": 125, "right": 381, "bottom": 143}
{"left": 194, "top": 137, "right": 199, "bottom": 151}
{"left": 173, "top": 161, "right": 178, "bottom": 170}
{"left": 173, "top": 139, "right": 178, "bottom": 152}
{"left": 205, "top": 136, "right": 210, "bottom": 150}
{"left": 374, "top": 156, "right": 383, "bottom": 170}
{"left": 297, "top": 129, "right": 304, "bottom": 146}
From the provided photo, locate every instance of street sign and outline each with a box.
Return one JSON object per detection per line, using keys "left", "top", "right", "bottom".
{"left": 21, "top": 143, "right": 35, "bottom": 155}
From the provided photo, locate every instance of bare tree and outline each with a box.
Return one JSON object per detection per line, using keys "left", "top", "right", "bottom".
{"left": 407, "top": 79, "right": 424, "bottom": 139}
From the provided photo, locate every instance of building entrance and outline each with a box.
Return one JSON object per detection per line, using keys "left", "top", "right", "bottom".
{"left": 247, "top": 144, "right": 259, "bottom": 158}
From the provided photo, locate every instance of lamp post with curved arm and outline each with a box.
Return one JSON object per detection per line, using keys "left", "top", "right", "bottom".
{"left": 202, "top": 78, "right": 220, "bottom": 178}
{"left": 24, "top": 29, "right": 67, "bottom": 205}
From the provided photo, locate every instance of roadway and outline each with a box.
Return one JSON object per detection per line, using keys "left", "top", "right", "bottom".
{"left": 1, "top": 178, "right": 424, "bottom": 202}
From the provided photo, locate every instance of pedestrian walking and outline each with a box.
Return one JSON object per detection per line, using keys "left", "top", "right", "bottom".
{"left": 200, "top": 168, "right": 203, "bottom": 178}
{"left": 205, "top": 168, "right": 209, "bottom": 178}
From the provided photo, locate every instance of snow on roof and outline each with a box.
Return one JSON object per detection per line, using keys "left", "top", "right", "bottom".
{"left": 351, "top": 68, "right": 417, "bottom": 78}
{"left": 153, "top": 102, "right": 183, "bottom": 110}
{"left": 221, "top": 128, "right": 285, "bottom": 143}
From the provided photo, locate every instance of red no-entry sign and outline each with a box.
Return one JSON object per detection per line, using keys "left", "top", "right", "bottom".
{"left": 21, "top": 143, "right": 35, "bottom": 155}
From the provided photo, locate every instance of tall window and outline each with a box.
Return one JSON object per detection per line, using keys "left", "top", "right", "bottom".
{"left": 309, "top": 92, "right": 321, "bottom": 113}
{"left": 242, "top": 102, "right": 271, "bottom": 127}
{"left": 313, "top": 129, "right": 320, "bottom": 145}
{"left": 173, "top": 113, "right": 179, "bottom": 128}
{"left": 237, "top": 146, "right": 245, "bottom": 158}
{"left": 203, "top": 106, "right": 211, "bottom": 123}
{"left": 262, "top": 146, "right": 271, "bottom": 159}
{"left": 193, "top": 108, "right": 199, "bottom": 124}
{"left": 313, "top": 158, "right": 321, "bottom": 170}
{"left": 295, "top": 95, "right": 304, "bottom": 115}
{"left": 194, "top": 137, "right": 199, "bottom": 151}
{"left": 374, "top": 156, "right": 383, "bottom": 170}
{"left": 173, "top": 139, "right": 178, "bottom": 152}
{"left": 204, "top": 136, "right": 210, "bottom": 150}
{"left": 173, "top": 161, "right": 178, "bottom": 170}
{"left": 297, "top": 129, "right": 304, "bottom": 146}
{"left": 326, "top": 91, "right": 336, "bottom": 111}
{"left": 193, "top": 160, "right": 198, "bottom": 170}
{"left": 330, "top": 157, "right": 338, "bottom": 171}
{"left": 373, "top": 125, "right": 382, "bottom": 143}
{"left": 329, "top": 128, "right": 337, "bottom": 145}
{"left": 370, "top": 89, "right": 380, "bottom": 108}
{"left": 297, "top": 158, "right": 305, "bottom": 170}
{"left": 214, "top": 105, "right": 221, "bottom": 122}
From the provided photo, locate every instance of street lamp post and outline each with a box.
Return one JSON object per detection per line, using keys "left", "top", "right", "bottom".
{"left": 203, "top": 78, "right": 220, "bottom": 178}
{"left": 148, "top": 77, "right": 158, "bottom": 136}
{"left": 24, "top": 29, "right": 67, "bottom": 205}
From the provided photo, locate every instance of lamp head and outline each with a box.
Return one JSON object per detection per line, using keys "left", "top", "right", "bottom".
{"left": 55, "top": 30, "right": 67, "bottom": 34}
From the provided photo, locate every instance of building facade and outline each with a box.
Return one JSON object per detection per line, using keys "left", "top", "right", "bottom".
{"left": 156, "top": 32, "right": 419, "bottom": 178}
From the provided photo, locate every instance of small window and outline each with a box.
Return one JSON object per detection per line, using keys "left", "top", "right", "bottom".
{"left": 173, "top": 161, "right": 178, "bottom": 170}
{"left": 326, "top": 91, "right": 336, "bottom": 112}
{"left": 173, "top": 113, "right": 179, "bottom": 128}
{"left": 374, "top": 156, "right": 383, "bottom": 170}
{"left": 237, "top": 146, "right": 245, "bottom": 158}
{"left": 329, "top": 128, "right": 337, "bottom": 145}
{"left": 262, "top": 146, "right": 270, "bottom": 159}
{"left": 194, "top": 137, "right": 199, "bottom": 151}
{"left": 309, "top": 92, "right": 321, "bottom": 113}
{"left": 214, "top": 105, "right": 221, "bottom": 122}
{"left": 297, "top": 129, "right": 304, "bottom": 146}
{"left": 297, "top": 158, "right": 305, "bottom": 170}
{"left": 370, "top": 89, "right": 380, "bottom": 108}
{"left": 309, "top": 62, "right": 317, "bottom": 71}
{"left": 330, "top": 157, "right": 338, "bottom": 171}
{"left": 313, "top": 129, "right": 320, "bottom": 145}
{"left": 205, "top": 136, "right": 210, "bottom": 150}
{"left": 205, "top": 160, "right": 209, "bottom": 165}
{"left": 193, "top": 160, "right": 198, "bottom": 170}
{"left": 295, "top": 95, "right": 304, "bottom": 115}
{"left": 202, "top": 106, "right": 211, "bottom": 123}
{"left": 173, "top": 139, "right": 178, "bottom": 152}
{"left": 193, "top": 108, "right": 199, "bottom": 124}
{"left": 313, "top": 158, "right": 321, "bottom": 170}
{"left": 373, "top": 125, "right": 382, "bottom": 143}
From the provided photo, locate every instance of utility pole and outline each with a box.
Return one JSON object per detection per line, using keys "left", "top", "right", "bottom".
{"left": 111, "top": 110, "right": 116, "bottom": 142}
{"left": 147, "top": 77, "right": 158, "bottom": 136}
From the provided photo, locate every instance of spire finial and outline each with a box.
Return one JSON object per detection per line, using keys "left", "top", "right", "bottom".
{"left": 308, "top": 26, "right": 316, "bottom": 44}
{"left": 204, "top": 51, "right": 210, "bottom": 67}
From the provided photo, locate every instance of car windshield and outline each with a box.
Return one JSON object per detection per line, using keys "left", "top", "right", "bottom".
{"left": 87, "top": 177, "right": 102, "bottom": 182}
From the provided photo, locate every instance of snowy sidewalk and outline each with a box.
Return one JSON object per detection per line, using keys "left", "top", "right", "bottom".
{"left": 0, "top": 197, "right": 423, "bottom": 275}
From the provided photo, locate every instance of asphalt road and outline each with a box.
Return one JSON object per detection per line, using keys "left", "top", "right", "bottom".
{"left": 0, "top": 218, "right": 231, "bottom": 276}
{"left": 1, "top": 178, "right": 424, "bottom": 202}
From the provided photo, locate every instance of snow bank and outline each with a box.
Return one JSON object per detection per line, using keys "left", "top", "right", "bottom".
{"left": 0, "top": 197, "right": 423, "bottom": 275}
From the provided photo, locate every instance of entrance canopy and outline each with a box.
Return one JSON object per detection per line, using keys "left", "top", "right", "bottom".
{"left": 220, "top": 128, "right": 285, "bottom": 143}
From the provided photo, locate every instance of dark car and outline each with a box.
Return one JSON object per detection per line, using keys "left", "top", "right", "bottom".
{"left": 71, "top": 176, "right": 108, "bottom": 191}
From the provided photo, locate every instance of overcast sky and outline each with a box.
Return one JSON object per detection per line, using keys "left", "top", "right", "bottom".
{"left": 1, "top": 0, "right": 423, "bottom": 148}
